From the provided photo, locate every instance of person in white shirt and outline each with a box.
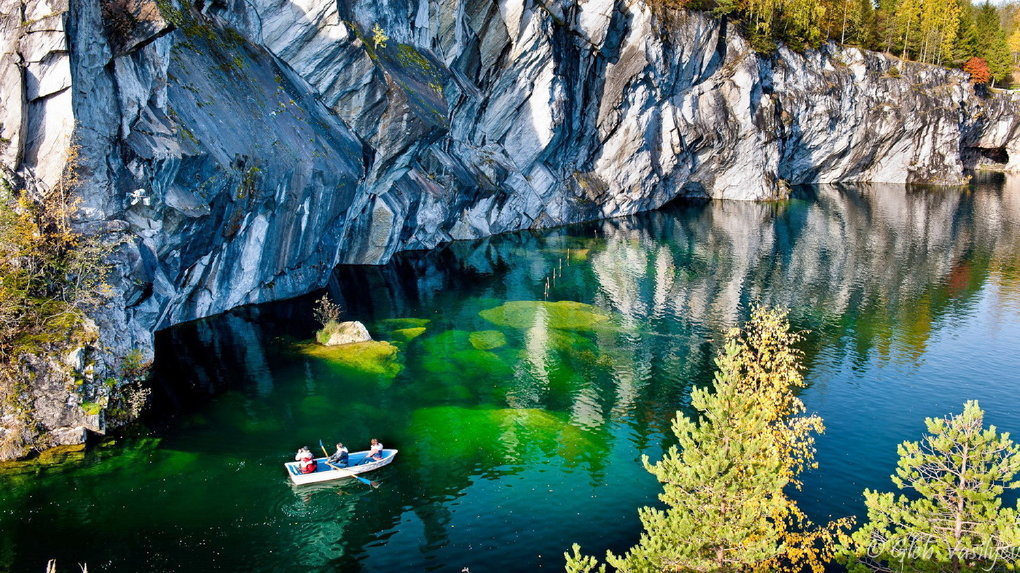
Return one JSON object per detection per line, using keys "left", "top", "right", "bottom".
{"left": 294, "top": 446, "right": 316, "bottom": 474}
{"left": 368, "top": 438, "right": 384, "bottom": 461}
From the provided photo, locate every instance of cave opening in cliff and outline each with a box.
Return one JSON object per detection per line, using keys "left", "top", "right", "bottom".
{"left": 974, "top": 146, "right": 1010, "bottom": 166}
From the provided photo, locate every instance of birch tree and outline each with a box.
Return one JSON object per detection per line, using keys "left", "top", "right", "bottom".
{"left": 566, "top": 308, "right": 851, "bottom": 573}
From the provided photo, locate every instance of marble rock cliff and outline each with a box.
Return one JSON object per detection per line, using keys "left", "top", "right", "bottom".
{"left": 2, "top": 0, "right": 1020, "bottom": 456}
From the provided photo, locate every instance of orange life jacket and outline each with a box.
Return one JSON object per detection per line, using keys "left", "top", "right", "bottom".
{"left": 300, "top": 457, "right": 316, "bottom": 474}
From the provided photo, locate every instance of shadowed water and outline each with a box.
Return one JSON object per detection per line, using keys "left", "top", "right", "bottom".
{"left": 2, "top": 177, "right": 1020, "bottom": 572}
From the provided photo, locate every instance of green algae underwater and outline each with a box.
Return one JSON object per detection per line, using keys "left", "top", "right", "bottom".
{"left": 4, "top": 180, "right": 1020, "bottom": 572}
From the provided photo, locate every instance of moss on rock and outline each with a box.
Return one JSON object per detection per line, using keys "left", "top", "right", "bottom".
{"left": 421, "top": 329, "right": 473, "bottom": 353}
{"left": 422, "top": 347, "right": 513, "bottom": 379}
{"left": 297, "top": 340, "right": 402, "bottom": 377}
{"left": 407, "top": 406, "right": 600, "bottom": 464}
{"left": 380, "top": 317, "right": 431, "bottom": 330}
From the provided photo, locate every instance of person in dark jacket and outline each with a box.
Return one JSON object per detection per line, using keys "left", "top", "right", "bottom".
{"left": 328, "top": 443, "right": 349, "bottom": 467}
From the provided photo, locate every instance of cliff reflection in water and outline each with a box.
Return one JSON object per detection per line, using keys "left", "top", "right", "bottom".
{"left": 590, "top": 178, "right": 1020, "bottom": 369}
{"left": 156, "top": 177, "right": 1020, "bottom": 436}
{"left": 5, "top": 179, "right": 1019, "bottom": 572}
{"left": 137, "top": 177, "right": 1020, "bottom": 571}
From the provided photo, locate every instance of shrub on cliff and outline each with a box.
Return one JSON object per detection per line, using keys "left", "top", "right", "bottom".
{"left": 0, "top": 145, "right": 112, "bottom": 457}
{"left": 566, "top": 308, "right": 852, "bottom": 572}
{"left": 312, "top": 294, "right": 342, "bottom": 344}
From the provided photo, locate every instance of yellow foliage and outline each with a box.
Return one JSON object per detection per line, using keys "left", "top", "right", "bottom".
{"left": 0, "top": 142, "right": 113, "bottom": 456}
{"left": 1009, "top": 28, "right": 1020, "bottom": 55}
{"left": 372, "top": 23, "right": 388, "bottom": 49}
{"left": 580, "top": 307, "right": 853, "bottom": 573}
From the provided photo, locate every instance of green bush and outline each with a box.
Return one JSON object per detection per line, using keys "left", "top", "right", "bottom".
{"left": 315, "top": 320, "right": 342, "bottom": 345}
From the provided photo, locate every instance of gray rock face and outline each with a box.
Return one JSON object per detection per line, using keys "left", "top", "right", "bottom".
{"left": 3, "top": 0, "right": 1020, "bottom": 456}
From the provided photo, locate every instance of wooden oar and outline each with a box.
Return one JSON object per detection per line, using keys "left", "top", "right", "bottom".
{"left": 320, "top": 439, "right": 377, "bottom": 487}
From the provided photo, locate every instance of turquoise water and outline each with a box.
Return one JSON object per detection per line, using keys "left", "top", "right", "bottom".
{"left": 2, "top": 179, "right": 1020, "bottom": 571}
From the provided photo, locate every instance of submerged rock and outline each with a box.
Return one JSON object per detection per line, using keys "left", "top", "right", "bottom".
{"left": 479, "top": 301, "right": 611, "bottom": 331}
{"left": 392, "top": 327, "right": 427, "bottom": 342}
{"left": 377, "top": 318, "right": 430, "bottom": 342}
{"left": 469, "top": 330, "right": 508, "bottom": 350}
{"left": 420, "top": 330, "right": 514, "bottom": 379}
{"left": 379, "top": 318, "right": 432, "bottom": 330}
{"left": 407, "top": 406, "right": 600, "bottom": 465}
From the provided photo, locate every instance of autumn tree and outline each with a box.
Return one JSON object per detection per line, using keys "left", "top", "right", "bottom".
{"left": 1008, "top": 26, "right": 1020, "bottom": 64}
{"left": 843, "top": 401, "right": 1020, "bottom": 572}
{"left": 894, "top": 0, "right": 923, "bottom": 59}
{"left": 565, "top": 308, "right": 851, "bottom": 573}
{"left": 964, "top": 56, "right": 993, "bottom": 83}
{"left": 921, "top": 0, "right": 960, "bottom": 64}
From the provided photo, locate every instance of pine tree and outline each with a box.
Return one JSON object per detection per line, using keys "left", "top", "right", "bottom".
{"left": 843, "top": 401, "right": 1020, "bottom": 573}
{"left": 975, "top": 1, "right": 1012, "bottom": 85}
{"left": 835, "top": 0, "right": 877, "bottom": 47}
{"left": 953, "top": 0, "right": 980, "bottom": 64}
{"left": 875, "top": 0, "right": 901, "bottom": 53}
{"left": 850, "top": 0, "right": 878, "bottom": 48}
{"left": 566, "top": 308, "right": 851, "bottom": 573}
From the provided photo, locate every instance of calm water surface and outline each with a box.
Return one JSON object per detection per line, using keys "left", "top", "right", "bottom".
{"left": 3, "top": 179, "right": 1020, "bottom": 572}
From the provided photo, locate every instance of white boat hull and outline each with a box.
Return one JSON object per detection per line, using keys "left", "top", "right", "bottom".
{"left": 285, "top": 449, "right": 397, "bottom": 485}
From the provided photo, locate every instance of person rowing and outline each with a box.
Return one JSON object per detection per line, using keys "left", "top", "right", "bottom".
{"left": 327, "top": 442, "right": 349, "bottom": 467}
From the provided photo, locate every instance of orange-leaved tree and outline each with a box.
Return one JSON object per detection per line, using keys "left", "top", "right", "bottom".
{"left": 963, "top": 56, "right": 992, "bottom": 85}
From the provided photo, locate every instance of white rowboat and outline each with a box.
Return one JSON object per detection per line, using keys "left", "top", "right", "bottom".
{"left": 285, "top": 449, "right": 398, "bottom": 485}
